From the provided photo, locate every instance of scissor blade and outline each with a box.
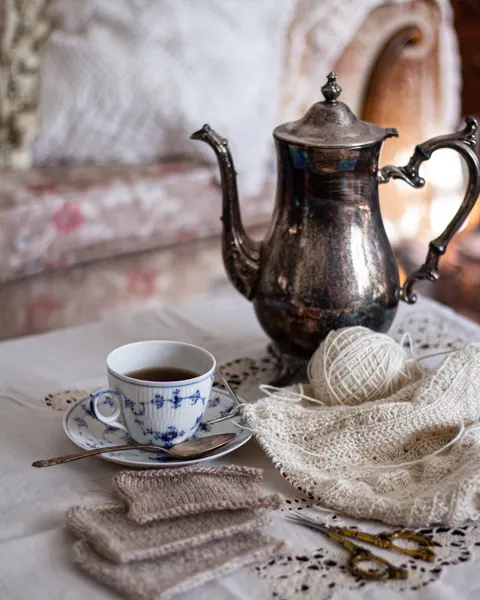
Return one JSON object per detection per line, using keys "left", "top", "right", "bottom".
{"left": 285, "top": 513, "right": 330, "bottom": 533}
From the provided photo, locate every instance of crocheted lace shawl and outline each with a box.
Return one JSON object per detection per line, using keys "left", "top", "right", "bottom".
{"left": 244, "top": 344, "right": 480, "bottom": 527}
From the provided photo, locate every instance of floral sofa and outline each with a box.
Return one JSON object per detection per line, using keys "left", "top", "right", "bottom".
{"left": 0, "top": 0, "right": 458, "bottom": 339}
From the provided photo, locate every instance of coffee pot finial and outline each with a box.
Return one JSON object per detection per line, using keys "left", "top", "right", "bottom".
{"left": 321, "top": 72, "right": 342, "bottom": 103}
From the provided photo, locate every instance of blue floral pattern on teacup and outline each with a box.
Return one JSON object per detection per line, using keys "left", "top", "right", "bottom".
{"left": 133, "top": 418, "right": 186, "bottom": 448}
{"left": 65, "top": 388, "right": 249, "bottom": 466}
{"left": 115, "top": 387, "right": 209, "bottom": 445}
{"left": 123, "top": 389, "right": 207, "bottom": 414}
{"left": 91, "top": 367, "right": 214, "bottom": 446}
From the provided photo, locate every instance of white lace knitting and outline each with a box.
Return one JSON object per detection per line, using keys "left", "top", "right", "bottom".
{"left": 244, "top": 344, "right": 480, "bottom": 526}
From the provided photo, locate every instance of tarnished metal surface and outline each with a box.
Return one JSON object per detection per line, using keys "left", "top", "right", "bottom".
{"left": 253, "top": 141, "right": 399, "bottom": 357}
{"left": 274, "top": 72, "right": 396, "bottom": 148}
{"left": 190, "top": 124, "right": 261, "bottom": 300}
{"left": 191, "top": 74, "right": 480, "bottom": 360}
{"left": 380, "top": 116, "right": 480, "bottom": 304}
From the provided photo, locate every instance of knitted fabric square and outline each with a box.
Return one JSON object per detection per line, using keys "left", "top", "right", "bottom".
{"left": 66, "top": 502, "right": 279, "bottom": 563}
{"left": 113, "top": 465, "right": 283, "bottom": 524}
{"left": 73, "top": 532, "right": 286, "bottom": 600}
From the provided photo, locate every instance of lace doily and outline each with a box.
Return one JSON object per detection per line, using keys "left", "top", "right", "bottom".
{"left": 255, "top": 500, "right": 480, "bottom": 600}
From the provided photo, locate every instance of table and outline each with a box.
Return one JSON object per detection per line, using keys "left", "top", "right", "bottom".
{"left": 1, "top": 291, "right": 480, "bottom": 600}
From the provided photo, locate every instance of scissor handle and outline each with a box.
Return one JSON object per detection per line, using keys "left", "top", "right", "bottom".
{"left": 381, "top": 530, "right": 435, "bottom": 563}
{"left": 349, "top": 548, "right": 408, "bottom": 581}
{"left": 337, "top": 526, "right": 435, "bottom": 563}
{"left": 327, "top": 530, "right": 408, "bottom": 581}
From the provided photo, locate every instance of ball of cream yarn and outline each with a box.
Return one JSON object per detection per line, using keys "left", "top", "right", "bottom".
{"left": 307, "top": 326, "right": 423, "bottom": 406}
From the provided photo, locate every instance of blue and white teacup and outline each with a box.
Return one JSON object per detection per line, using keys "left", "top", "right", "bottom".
{"left": 90, "top": 341, "right": 216, "bottom": 447}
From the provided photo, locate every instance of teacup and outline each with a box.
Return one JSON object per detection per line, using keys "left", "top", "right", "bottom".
{"left": 90, "top": 340, "right": 216, "bottom": 447}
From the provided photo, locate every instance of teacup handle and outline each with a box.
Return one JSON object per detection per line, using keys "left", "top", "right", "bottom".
{"left": 90, "top": 388, "right": 129, "bottom": 433}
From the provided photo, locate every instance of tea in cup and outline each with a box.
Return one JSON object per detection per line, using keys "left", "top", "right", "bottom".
{"left": 90, "top": 341, "right": 216, "bottom": 447}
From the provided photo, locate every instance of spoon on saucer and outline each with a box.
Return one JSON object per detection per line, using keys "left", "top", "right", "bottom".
{"left": 32, "top": 433, "right": 236, "bottom": 468}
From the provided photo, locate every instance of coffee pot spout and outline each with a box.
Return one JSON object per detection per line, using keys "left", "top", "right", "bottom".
{"left": 190, "top": 125, "right": 261, "bottom": 300}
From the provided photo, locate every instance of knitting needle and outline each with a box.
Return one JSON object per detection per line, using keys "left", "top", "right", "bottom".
{"left": 206, "top": 371, "right": 244, "bottom": 425}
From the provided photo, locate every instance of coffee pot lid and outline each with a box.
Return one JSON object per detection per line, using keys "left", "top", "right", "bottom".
{"left": 274, "top": 72, "right": 396, "bottom": 148}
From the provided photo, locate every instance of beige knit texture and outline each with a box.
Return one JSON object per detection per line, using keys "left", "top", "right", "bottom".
{"left": 244, "top": 344, "right": 480, "bottom": 527}
{"left": 73, "top": 532, "right": 286, "bottom": 600}
{"left": 66, "top": 502, "right": 280, "bottom": 564}
{"left": 114, "top": 465, "right": 281, "bottom": 524}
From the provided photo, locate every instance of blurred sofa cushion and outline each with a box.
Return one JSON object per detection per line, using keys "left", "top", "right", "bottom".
{"left": 32, "top": 0, "right": 293, "bottom": 195}
{"left": 0, "top": 162, "right": 274, "bottom": 284}
{"left": 0, "top": 231, "right": 242, "bottom": 339}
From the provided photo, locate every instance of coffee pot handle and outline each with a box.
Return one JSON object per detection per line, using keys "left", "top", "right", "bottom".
{"left": 378, "top": 116, "right": 480, "bottom": 304}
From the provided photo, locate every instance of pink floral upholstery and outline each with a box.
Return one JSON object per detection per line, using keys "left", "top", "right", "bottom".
{"left": 0, "top": 162, "right": 273, "bottom": 284}
{"left": 0, "top": 162, "right": 273, "bottom": 339}
{"left": 0, "top": 232, "right": 257, "bottom": 339}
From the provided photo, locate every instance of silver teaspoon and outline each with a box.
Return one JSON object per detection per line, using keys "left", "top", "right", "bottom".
{"left": 32, "top": 433, "right": 236, "bottom": 467}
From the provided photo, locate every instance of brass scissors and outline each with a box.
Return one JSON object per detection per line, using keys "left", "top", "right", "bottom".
{"left": 286, "top": 512, "right": 435, "bottom": 581}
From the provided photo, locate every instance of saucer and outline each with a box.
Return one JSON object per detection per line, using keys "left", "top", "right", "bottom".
{"left": 63, "top": 387, "right": 252, "bottom": 467}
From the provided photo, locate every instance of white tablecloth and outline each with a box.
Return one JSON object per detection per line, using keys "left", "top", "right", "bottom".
{"left": 1, "top": 292, "right": 480, "bottom": 600}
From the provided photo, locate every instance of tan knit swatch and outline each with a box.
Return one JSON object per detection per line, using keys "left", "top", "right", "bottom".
{"left": 73, "top": 532, "right": 287, "bottom": 600}
{"left": 66, "top": 502, "right": 280, "bottom": 563}
{"left": 114, "top": 465, "right": 283, "bottom": 524}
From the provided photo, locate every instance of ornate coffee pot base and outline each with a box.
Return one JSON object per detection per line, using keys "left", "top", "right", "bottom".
{"left": 266, "top": 344, "right": 309, "bottom": 387}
